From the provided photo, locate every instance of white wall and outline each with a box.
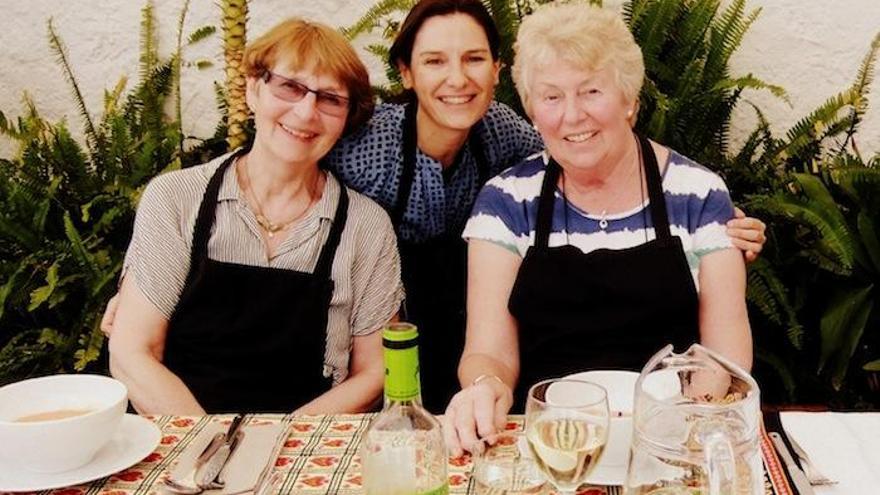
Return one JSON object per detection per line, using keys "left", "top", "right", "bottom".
{"left": 1, "top": 0, "right": 878, "bottom": 161}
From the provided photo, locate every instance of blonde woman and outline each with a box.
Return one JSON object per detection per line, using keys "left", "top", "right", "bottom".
{"left": 444, "top": 3, "right": 752, "bottom": 454}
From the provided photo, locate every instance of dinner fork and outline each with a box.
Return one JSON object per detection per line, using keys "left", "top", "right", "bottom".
{"left": 787, "top": 435, "right": 836, "bottom": 486}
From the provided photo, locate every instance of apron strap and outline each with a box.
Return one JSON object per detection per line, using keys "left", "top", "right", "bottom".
{"left": 391, "top": 101, "right": 491, "bottom": 232}
{"left": 186, "top": 149, "right": 247, "bottom": 284}
{"left": 391, "top": 102, "right": 419, "bottom": 227}
{"left": 534, "top": 158, "right": 561, "bottom": 250}
{"left": 313, "top": 179, "right": 349, "bottom": 281}
{"left": 636, "top": 132, "right": 672, "bottom": 240}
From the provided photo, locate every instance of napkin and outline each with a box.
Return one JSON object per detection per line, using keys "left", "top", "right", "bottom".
{"left": 167, "top": 420, "right": 288, "bottom": 494}
{"left": 780, "top": 412, "right": 880, "bottom": 495}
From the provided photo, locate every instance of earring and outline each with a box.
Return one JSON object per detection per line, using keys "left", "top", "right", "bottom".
{"left": 626, "top": 109, "right": 634, "bottom": 118}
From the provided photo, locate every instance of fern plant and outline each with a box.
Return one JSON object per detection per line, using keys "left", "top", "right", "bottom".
{"left": 0, "top": 1, "right": 218, "bottom": 385}
{"left": 344, "top": 0, "right": 783, "bottom": 162}
{"left": 734, "top": 32, "right": 880, "bottom": 405}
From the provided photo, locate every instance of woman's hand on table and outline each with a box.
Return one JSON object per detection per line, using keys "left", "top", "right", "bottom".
{"left": 727, "top": 207, "right": 766, "bottom": 263}
{"left": 441, "top": 376, "right": 513, "bottom": 458}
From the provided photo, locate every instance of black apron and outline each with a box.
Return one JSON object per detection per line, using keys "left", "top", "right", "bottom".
{"left": 507, "top": 133, "right": 699, "bottom": 410}
{"left": 163, "top": 151, "right": 348, "bottom": 413}
{"left": 392, "top": 102, "right": 490, "bottom": 413}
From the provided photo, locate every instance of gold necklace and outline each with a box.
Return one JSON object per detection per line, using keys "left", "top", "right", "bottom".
{"left": 240, "top": 156, "right": 319, "bottom": 238}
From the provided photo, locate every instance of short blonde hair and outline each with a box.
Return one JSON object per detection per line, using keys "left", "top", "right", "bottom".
{"left": 243, "top": 18, "right": 374, "bottom": 134}
{"left": 512, "top": 3, "right": 644, "bottom": 117}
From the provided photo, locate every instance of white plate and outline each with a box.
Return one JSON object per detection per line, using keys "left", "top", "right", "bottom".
{"left": 0, "top": 414, "right": 161, "bottom": 492}
{"left": 562, "top": 370, "right": 638, "bottom": 485}
{"left": 562, "top": 370, "right": 639, "bottom": 415}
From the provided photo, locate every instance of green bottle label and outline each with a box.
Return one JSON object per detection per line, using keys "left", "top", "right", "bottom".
{"left": 383, "top": 323, "right": 421, "bottom": 402}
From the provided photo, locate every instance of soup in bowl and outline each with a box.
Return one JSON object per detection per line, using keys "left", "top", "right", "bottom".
{"left": 0, "top": 374, "right": 128, "bottom": 473}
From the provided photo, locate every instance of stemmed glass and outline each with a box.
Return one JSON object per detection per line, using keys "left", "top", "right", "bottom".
{"left": 525, "top": 379, "right": 609, "bottom": 494}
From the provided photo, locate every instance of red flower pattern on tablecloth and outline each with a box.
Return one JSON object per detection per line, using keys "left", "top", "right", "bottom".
{"left": 310, "top": 456, "right": 337, "bottom": 467}
{"left": 448, "top": 474, "right": 467, "bottom": 486}
{"left": 41, "top": 415, "right": 779, "bottom": 495}
{"left": 300, "top": 476, "right": 327, "bottom": 487}
{"left": 111, "top": 470, "right": 144, "bottom": 482}
{"left": 497, "top": 435, "right": 517, "bottom": 446}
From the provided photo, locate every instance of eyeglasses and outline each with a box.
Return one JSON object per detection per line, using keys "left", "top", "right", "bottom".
{"left": 261, "top": 70, "right": 351, "bottom": 117}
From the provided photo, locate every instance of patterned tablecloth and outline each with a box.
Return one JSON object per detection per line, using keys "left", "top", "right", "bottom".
{"left": 16, "top": 414, "right": 793, "bottom": 495}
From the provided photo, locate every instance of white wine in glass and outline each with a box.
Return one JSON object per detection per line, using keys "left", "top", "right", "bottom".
{"left": 525, "top": 379, "right": 609, "bottom": 494}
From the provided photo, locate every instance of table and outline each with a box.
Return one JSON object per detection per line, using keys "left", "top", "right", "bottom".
{"left": 13, "top": 414, "right": 794, "bottom": 495}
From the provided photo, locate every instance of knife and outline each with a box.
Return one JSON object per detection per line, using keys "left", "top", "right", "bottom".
{"left": 195, "top": 414, "right": 246, "bottom": 489}
{"left": 770, "top": 432, "right": 815, "bottom": 495}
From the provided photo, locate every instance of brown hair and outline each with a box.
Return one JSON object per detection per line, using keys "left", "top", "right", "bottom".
{"left": 243, "top": 18, "right": 374, "bottom": 134}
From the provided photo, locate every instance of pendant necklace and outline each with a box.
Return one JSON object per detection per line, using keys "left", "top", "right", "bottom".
{"left": 596, "top": 137, "right": 643, "bottom": 231}
{"left": 240, "top": 156, "right": 318, "bottom": 238}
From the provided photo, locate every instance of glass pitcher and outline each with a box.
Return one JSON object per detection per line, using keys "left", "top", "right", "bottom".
{"left": 624, "top": 344, "right": 762, "bottom": 495}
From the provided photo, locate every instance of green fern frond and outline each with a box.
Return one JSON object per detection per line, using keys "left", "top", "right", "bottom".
{"left": 187, "top": 26, "right": 216, "bottom": 45}
{"left": 342, "top": 0, "right": 415, "bottom": 40}
{"left": 782, "top": 88, "right": 860, "bottom": 167}
{"left": 839, "top": 31, "right": 880, "bottom": 153}
{"left": 749, "top": 191, "right": 854, "bottom": 275}
{"left": 746, "top": 258, "right": 805, "bottom": 349}
{"left": 139, "top": 0, "right": 159, "bottom": 80}
{"left": 713, "top": 74, "right": 790, "bottom": 104}
{"left": 47, "top": 19, "right": 99, "bottom": 150}
{"left": 62, "top": 212, "right": 99, "bottom": 282}
{"left": 704, "top": 0, "right": 760, "bottom": 85}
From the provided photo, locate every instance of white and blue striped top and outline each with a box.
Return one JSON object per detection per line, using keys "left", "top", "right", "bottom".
{"left": 462, "top": 149, "right": 736, "bottom": 290}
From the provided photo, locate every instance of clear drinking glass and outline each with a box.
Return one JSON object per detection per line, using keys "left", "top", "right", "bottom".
{"left": 472, "top": 432, "right": 548, "bottom": 495}
{"left": 525, "top": 379, "right": 610, "bottom": 495}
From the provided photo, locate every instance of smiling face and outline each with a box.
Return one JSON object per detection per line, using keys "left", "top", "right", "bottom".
{"left": 529, "top": 60, "right": 637, "bottom": 174}
{"left": 246, "top": 64, "right": 349, "bottom": 167}
{"left": 398, "top": 13, "right": 500, "bottom": 139}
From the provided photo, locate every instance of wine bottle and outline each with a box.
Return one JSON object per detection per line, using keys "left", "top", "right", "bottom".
{"left": 361, "top": 322, "right": 449, "bottom": 495}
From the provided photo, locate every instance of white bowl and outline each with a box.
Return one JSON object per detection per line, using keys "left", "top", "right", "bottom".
{"left": 0, "top": 374, "right": 128, "bottom": 473}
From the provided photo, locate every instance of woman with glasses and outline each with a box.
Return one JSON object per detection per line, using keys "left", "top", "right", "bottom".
{"left": 108, "top": 18, "right": 403, "bottom": 415}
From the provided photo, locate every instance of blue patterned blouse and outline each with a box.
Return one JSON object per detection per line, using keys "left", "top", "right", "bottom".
{"left": 323, "top": 101, "right": 543, "bottom": 242}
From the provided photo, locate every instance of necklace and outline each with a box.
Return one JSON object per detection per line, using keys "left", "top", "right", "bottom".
{"left": 591, "top": 137, "right": 644, "bottom": 230}
{"left": 240, "top": 156, "right": 319, "bottom": 238}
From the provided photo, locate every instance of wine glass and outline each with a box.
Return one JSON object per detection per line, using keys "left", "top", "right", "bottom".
{"left": 525, "top": 379, "right": 609, "bottom": 494}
